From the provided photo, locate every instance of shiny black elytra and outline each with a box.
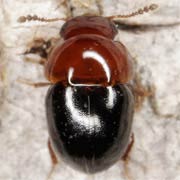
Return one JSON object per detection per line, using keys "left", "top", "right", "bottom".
{"left": 46, "top": 83, "right": 134, "bottom": 173}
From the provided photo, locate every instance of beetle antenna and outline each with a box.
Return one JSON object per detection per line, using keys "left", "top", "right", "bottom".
{"left": 18, "top": 15, "right": 68, "bottom": 23}
{"left": 107, "top": 3, "right": 158, "bottom": 20}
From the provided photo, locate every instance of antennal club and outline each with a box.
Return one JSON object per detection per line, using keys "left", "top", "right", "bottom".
{"left": 18, "top": 15, "right": 68, "bottom": 23}
{"left": 107, "top": 3, "right": 158, "bottom": 20}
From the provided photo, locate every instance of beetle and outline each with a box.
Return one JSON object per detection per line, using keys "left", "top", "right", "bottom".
{"left": 45, "top": 15, "right": 135, "bottom": 174}
{"left": 18, "top": 3, "right": 158, "bottom": 175}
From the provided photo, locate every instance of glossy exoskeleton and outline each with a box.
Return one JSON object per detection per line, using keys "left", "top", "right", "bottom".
{"left": 45, "top": 16, "right": 134, "bottom": 173}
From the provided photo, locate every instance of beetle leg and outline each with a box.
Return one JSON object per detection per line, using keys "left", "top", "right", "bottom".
{"left": 24, "top": 57, "right": 46, "bottom": 65}
{"left": 122, "top": 134, "right": 134, "bottom": 180}
{"left": 122, "top": 133, "right": 134, "bottom": 161}
{"left": 48, "top": 139, "right": 58, "bottom": 166}
{"left": 17, "top": 78, "right": 52, "bottom": 87}
{"left": 47, "top": 139, "right": 58, "bottom": 180}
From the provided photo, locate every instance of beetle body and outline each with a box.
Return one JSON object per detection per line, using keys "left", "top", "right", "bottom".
{"left": 45, "top": 16, "right": 134, "bottom": 173}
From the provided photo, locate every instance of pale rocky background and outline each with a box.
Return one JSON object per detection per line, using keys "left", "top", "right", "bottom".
{"left": 0, "top": 0, "right": 180, "bottom": 180}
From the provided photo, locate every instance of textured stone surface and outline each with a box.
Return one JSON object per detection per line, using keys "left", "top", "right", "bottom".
{"left": 0, "top": 0, "right": 180, "bottom": 180}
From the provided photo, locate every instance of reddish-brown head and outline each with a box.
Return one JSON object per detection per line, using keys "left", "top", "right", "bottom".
{"left": 60, "top": 16, "right": 118, "bottom": 40}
